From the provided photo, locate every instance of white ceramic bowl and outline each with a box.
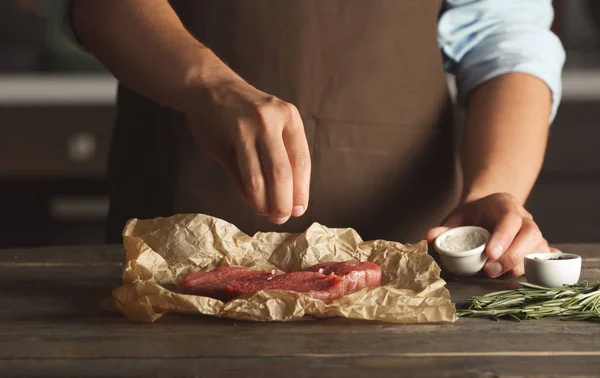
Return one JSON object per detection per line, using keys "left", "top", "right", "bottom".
{"left": 525, "top": 252, "right": 582, "bottom": 288}
{"left": 434, "top": 226, "right": 491, "bottom": 277}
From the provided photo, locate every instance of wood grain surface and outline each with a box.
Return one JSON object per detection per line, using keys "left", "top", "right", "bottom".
{"left": 0, "top": 244, "right": 598, "bottom": 378}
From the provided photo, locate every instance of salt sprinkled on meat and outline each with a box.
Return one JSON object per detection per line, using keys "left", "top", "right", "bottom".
{"left": 181, "top": 260, "right": 382, "bottom": 302}
{"left": 305, "top": 261, "right": 382, "bottom": 293}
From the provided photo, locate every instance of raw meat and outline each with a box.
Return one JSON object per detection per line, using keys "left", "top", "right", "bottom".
{"left": 180, "top": 260, "right": 382, "bottom": 302}
{"left": 305, "top": 260, "right": 382, "bottom": 292}
{"left": 181, "top": 267, "right": 277, "bottom": 301}
{"left": 226, "top": 271, "right": 345, "bottom": 301}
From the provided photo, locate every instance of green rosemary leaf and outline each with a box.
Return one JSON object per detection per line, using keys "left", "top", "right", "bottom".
{"left": 520, "top": 282, "right": 552, "bottom": 290}
{"left": 507, "top": 313, "right": 522, "bottom": 322}
{"left": 457, "top": 282, "right": 600, "bottom": 322}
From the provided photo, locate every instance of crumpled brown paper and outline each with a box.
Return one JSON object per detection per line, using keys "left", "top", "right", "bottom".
{"left": 106, "top": 213, "right": 456, "bottom": 323}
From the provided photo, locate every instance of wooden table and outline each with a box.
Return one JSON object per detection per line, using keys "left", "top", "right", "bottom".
{"left": 1, "top": 244, "right": 599, "bottom": 378}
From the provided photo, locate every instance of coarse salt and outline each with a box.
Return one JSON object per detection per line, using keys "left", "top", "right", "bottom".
{"left": 441, "top": 231, "right": 487, "bottom": 252}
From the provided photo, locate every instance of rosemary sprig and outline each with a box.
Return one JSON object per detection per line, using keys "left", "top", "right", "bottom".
{"left": 457, "top": 281, "right": 600, "bottom": 321}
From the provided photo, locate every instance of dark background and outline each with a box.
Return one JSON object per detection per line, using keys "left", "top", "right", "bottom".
{"left": 0, "top": 0, "right": 598, "bottom": 248}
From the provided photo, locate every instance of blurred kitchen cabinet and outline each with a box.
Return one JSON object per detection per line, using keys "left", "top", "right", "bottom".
{"left": 0, "top": 105, "right": 114, "bottom": 177}
{"left": 0, "top": 101, "right": 114, "bottom": 248}
{"left": 0, "top": 75, "right": 116, "bottom": 247}
{"left": 0, "top": 179, "right": 109, "bottom": 248}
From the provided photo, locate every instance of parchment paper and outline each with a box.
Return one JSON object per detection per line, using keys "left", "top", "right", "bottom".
{"left": 105, "top": 213, "right": 456, "bottom": 323}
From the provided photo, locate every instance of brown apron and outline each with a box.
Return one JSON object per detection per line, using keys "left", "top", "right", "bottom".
{"left": 106, "top": 0, "right": 460, "bottom": 244}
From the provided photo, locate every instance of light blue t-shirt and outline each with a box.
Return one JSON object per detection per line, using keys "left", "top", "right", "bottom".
{"left": 439, "top": 0, "right": 565, "bottom": 121}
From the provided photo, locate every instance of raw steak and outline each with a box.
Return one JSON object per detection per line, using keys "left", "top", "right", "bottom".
{"left": 181, "top": 267, "right": 277, "bottom": 301}
{"left": 226, "top": 271, "right": 345, "bottom": 301}
{"left": 180, "top": 260, "right": 381, "bottom": 302}
{"left": 305, "top": 260, "right": 382, "bottom": 292}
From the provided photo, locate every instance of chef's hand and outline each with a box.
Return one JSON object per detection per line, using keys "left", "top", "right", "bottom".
{"left": 184, "top": 77, "right": 310, "bottom": 225}
{"left": 425, "top": 193, "right": 559, "bottom": 278}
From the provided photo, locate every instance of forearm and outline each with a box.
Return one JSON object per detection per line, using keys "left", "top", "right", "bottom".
{"left": 461, "top": 73, "right": 552, "bottom": 205}
{"left": 71, "top": 0, "right": 238, "bottom": 113}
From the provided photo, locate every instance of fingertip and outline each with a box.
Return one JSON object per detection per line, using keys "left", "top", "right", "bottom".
{"left": 483, "top": 261, "right": 503, "bottom": 278}
{"left": 271, "top": 215, "right": 290, "bottom": 225}
{"left": 254, "top": 203, "right": 270, "bottom": 217}
{"left": 486, "top": 242, "right": 504, "bottom": 260}
{"left": 425, "top": 226, "right": 452, "bottom": 243}
{"left": 291, "top": 205, "right": 305, "bottom": 217}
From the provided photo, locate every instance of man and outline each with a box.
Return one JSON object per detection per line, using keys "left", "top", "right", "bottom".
{"left": 69, "top": 0, "right": 565, "bottom": 278}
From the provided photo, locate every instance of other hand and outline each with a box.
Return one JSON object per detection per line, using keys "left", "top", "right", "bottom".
{"left": 425, "top": 193, "right": 559, "bottom": 278}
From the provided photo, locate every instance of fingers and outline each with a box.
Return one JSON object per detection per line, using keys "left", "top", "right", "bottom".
{"left": 484, "top": 219, "right": 544, "bottom": 278}
{"left": 537, "top": 239, "right": 552, "bottom": 254}
{"left": 232, "top": 98, "right": 310, "bottom": 224}
{"left": 282, "top": 104, "right": 311, "bottom": 217}
{"left": 485, "top": 211, "right": 522, "bottom": 261}
{"left": 503, "top": 238, "right": 551, "bottom": 277}
{"left": 235, "top": 135, "right": 269, "bottom": 215}
{"left": 195, "top": 78, "right": 312, "bottom": 222}
{"left": 256, "top": 100, "right": 309, "bottom": 224}
{"left": 258, "top": 131, "right": 294, "bottom": 225}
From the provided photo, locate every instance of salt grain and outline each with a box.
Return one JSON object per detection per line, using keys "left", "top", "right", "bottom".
{"left": 440, "top": 231, "right": 487, "bottom": 252}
